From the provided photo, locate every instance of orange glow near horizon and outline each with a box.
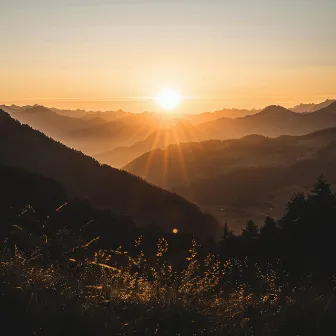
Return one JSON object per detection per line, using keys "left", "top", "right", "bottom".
{"left": 1, "top": 1, "right": 335, "bottom": 113}
{"left": 1, "top": 85, "right": 335, "bottom": 114}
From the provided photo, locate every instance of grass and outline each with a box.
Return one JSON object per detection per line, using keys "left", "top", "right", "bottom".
{"left": 0, "top": 234, "right": 336, "bottom": 335}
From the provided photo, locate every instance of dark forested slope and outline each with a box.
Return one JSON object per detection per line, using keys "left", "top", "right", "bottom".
{"left": 0, "top": 110, "right": 218, "bottom": 237}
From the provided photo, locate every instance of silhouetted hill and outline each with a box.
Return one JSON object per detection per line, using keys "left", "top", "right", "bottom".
{"left": 0, "top": 104, "right": 24, "bottom": 114}
{"left": 9, "top": 106, "right": 150, "bottom": 155}
{"left": 98, "top": 103, "right": 336, "bottom": 168}
{"left": 196, "top": 102, "right": 336, "bottom": 140}
{"left": 11, "top": 105, "right": 101, "bottom": 141}
{"left": 0, "top": 109, "right": 218, "bottom": 237}
{"left": 4, "top": 105, "right": 193, "bottom": 158}
{"left": 50, "top": 107, "right": 88, "bottom": 118}
{"left": 125, "top": 126, "right": 336, "bottom": 230}
{"left": 125, "top": 129, "right": 336, "bottom": 189}
{"left": 183, "top": 108, "right": 261, "bottom": 124}
{"left": 0, "top": 164, "right": 66, "bottom": 215}
{"left": 96, "top": 124, "right": 198, "bottom": 168}
{"left": 290, "top": 99, "right": 335, "bottom": 113}
{"left": 0, "top": 163, "right": 142, "bottom": 250}
{"left": 68, "top": 119, "right": 152, "bottom": 154}
{"left": 5, "top": 101, "right": 336, "bottom": 167}
{"left": 255, "top": 105, "right": 295, "bottom": 117}
{"left": 96, "top": 132, "right": 170, "bottom": 168}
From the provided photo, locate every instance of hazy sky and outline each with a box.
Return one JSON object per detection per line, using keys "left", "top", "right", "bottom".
{"left": 1, "top": 0, "right": 335, "bottom": 112}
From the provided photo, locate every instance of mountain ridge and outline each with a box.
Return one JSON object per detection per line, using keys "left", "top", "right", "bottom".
{"left": 0, "top": 109, "right": 218, "bottom": 237}
{"left": 124, "top": 125, "right": 336, "bottom": 230}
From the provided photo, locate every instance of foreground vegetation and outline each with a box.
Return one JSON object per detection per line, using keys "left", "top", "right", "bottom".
{"left": 1, "top": 236, "right": 336, "bottom": 335}
{"left": 1, "top": 176, "right": 336, "bottom": 335}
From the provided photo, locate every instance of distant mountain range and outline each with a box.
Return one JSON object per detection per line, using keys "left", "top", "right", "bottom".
{"left": 97, "top": 101, "right": 336, "bottom": 167}
{"left": 3, "top": 98, "right": 333, "bottom": 120}
{"left": 183, "top": 99, "right": 335, "bottom": 122}
{"left": 96, "top": 123, "right": 197, "bottom": 167}
{"left": 65, "top": 117, "right": 153, "bottom": 155}
{"left": 1, "top": 99, "right": 335, "bottom": 169}
{"left": 125, "top": 124, "right": 336, "bottom": 189}
{"left": 290, "top": 99, "right": 335, "bottom": 113}
{"left": 11, "top": 105, "right": 102, "bottom": 140}
{"left": 0, "top": 109, "right": 218, "bottom": 237}
{"left": 1, "top": 105, "right": 155, "bottom": 155}
{"left": 182, "top": 108, "right": 262, "bottom": 123}
{"left": 195, "top": 102, "right": 336, "bottom": 141}
{"left": 2, "top": 99, "right": 336, "bottom": 231}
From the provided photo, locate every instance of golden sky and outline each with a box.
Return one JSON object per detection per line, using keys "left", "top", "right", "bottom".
{"left": 1, "top": 0, "right": 335, "bottom": 113}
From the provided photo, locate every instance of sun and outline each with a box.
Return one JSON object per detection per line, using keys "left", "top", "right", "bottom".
{"left": 156, "top": 89, "right": 181, "bottom": 111}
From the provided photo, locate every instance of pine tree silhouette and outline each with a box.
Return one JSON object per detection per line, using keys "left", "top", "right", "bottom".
{"left": 222, "top": 223, "right": 233, "bottom": 241}
{"left": 306, "top": 175, "right": 336, "bottom": 267}
{"left": 279, "top": 192, "right": 307, "bottom": 233}
{"left": 242, "top": 220, "right": 259, "bottom": 239}
{"left": 260, "top": 216, "right": 277, "bottom": 239}
{"left": 308, "top": 175, "right": 335, "bottom": 207}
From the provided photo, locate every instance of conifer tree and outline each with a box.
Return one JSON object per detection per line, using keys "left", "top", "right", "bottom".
{"left": 242, "top": 220, "right": 259, "bottom": 239}
{"left": 308, "top": 175, "right": 335, "bottom": 206}
{"left": 222, "top": 223, "right": 233, "bottom": 242}
{"left": 260, "top": 216, "right": 277, "bottom": 239}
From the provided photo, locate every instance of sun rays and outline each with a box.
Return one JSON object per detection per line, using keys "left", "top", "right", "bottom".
{"left": 140, "top": 120, "right": 199, "bottom": 189}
